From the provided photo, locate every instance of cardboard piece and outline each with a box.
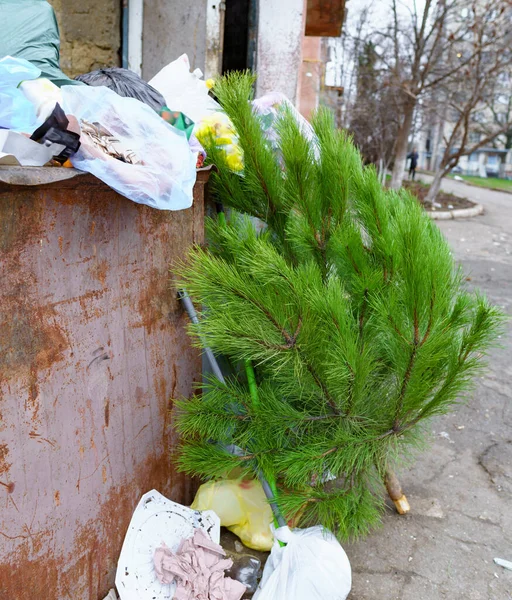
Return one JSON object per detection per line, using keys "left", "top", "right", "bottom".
{"left": 0, "top": 130, "right": 64, "bottom": 166}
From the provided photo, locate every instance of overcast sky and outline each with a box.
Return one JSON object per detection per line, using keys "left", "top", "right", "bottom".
{"left": 351, "top": 0, "right": 429, "bottom": 29}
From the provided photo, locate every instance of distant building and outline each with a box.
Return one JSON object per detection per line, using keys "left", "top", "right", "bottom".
{"left": 419, "top": 114, "right": 512, "bottom": 180}
{"left": 416, "top": 2, "right": 512, "bottom": 179}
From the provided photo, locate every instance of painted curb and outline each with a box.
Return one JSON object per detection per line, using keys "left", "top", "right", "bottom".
{"left": 428, "top": 203, "right": 484, "bottom": 220}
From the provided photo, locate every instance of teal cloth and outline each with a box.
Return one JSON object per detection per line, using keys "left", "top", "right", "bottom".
{"left": 0, "top": 0, "right": 82, "bottom": 88}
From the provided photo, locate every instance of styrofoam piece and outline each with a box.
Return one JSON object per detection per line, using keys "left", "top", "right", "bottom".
{"left": 102, "top": 590, "right": 118, "bottom": 600}
{"left": 115, "top": 489, "right": 220, "bottom": 600}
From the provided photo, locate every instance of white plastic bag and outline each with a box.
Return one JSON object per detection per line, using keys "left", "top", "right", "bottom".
{"left": 0, "top": 130, "right": 65, "bottom": 166}
{"left": 253, "top": 526, "right": 351, "bottom": 600}
{"left": 19, "top": 77, "right": 62, "bottom": 122}
{"left": 0, "top": 56, "right": 41, "bottom": 132}
{"left": 61, "top": 84, "right": 197, "bottom": 210}
{"left": 149, "top": 54, "right": 220, "bottom": 123}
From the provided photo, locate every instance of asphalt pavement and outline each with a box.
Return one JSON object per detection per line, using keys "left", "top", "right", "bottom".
{"left": 346, "top": 175, "right": 512, "bottom": 600}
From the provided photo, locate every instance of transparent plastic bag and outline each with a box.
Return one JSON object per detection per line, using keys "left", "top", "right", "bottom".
{"left": 194, "top": 93, "right": 314, "bottom": 175}
{"left": 253, "top": 526, "right": 351, "bottom": 600}
{"left": 0, "top": 56, "right": 41, "bottom": 132}
{"left": 226, "top": 555, "right": 262, "bottom": 594}
{"left": 61, "top": 84, "right": 197, "bottom": 210}
{"left": 191, "top": 479, "right": 274, "bottom": 551}
{"left": 252, "top": 92, "right": 317, "bottom": 152}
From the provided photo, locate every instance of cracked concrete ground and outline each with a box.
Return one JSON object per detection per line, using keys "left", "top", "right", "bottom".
{"left": 346, "top": 177, "right": 512, "bottom": 600}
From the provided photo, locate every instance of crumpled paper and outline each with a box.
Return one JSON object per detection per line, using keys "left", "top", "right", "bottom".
{"left": 154, "top": 528, "right": 246, "bottom": 600}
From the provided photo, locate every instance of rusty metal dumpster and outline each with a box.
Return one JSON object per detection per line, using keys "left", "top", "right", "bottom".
{"left": 0, "top": 167, "right": 207, "bottom": 599}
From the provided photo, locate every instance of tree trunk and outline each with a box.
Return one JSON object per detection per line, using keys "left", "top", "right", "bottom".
{"left": 378, "top": 158, "right": 384, "bottom": 182}
{"left": 390, "top": 99, "right": 416, "bottom": 190}
{"left": 425, "top": 168, "right": 445, "bottom": 204}
{"left": 385, "top": 469, "right": 410, "bottom": 514}
{"left": 505, "top": 129, "right": 512, "bottom": 150}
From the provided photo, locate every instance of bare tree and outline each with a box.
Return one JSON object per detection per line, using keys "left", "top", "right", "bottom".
{"left": 338, "top": 8, "right": 403, "bottom": 177}
{"left": 379, "top": 0, "right": 510, "bottom": 189}
{"left": 330, "top": 6, "right": 374, "bottom": 131}
{"left": 425, "top": 3, "right": 512, "bottom": 202}
{"left": 349, "top": 42, "right": 401, "bottom": 177}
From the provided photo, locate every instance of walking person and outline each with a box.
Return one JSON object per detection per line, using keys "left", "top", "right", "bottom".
{"left": 407, "top": 148, "right": 419, "bottom": 180}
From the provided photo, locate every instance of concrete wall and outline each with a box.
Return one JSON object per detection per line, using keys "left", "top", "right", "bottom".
{"left": 48, "top": 0, "right": 121, "bottom": 78}
{"left": 142, "top": 0, "right": 208, "bottom": 81}
{"left": 256, "top": 0, "right": 305, "bottom": 104}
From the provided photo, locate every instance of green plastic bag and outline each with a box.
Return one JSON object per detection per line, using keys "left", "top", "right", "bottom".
{"left": 0, "top": 0, "right": 81, "bottom": 88}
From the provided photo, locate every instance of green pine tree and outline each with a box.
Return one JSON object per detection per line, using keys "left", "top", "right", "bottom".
{"left": 174, "top": 72, "right": 504, "bottom": 539}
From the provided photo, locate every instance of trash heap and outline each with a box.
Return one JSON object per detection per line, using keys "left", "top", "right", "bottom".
{"left": 0, "top": 0, "right": 236, "bottom": 211}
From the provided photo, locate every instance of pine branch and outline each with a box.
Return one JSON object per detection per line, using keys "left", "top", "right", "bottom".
{"left": 173, "top": 71, "right": 504, "bottom": 541}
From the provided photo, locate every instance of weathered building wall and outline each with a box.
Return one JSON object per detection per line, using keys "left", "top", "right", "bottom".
{"left": 255, "top": 0, "right": 305, "bottom": 104}
{"left": 0, "top": 168, "right": 205, "bottom": 600}
{"left": 142, "top": 0, "right": 208, "bottom": 81}
{"left": 48, "top": 0, "right": 121, "bottom": 78}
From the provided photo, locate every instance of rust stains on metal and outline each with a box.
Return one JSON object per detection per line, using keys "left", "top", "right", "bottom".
{"left": 0, "top": 170, "right": 206, "bottom": 599}
{"left": 0, "top": 444, "right": 11, "bottom": 476}
{"left": 0, "top": 453, "right": 198, "bottom": 600}
{"left": 0, "top": 297, "right": 68, "bottom": 382}
{"left": 0, "top": 480, "right": 15, "bottom": 494}
{"left": 89, "top": 258, "right": 109, "bottom": 286}
{"left": 104, "top": 399, "right": 110, "bottom": 428}
{"left": 0, "top": 187, "right": 68, "bottom": 389}
{"left": 133, "top": 267, "right": 178, "bottom": 334}
{"left": 0, "top": 188, "right": 44, "bottom": 253}
{"left": 171, "top": 362, "right": 178, "bottom": 399}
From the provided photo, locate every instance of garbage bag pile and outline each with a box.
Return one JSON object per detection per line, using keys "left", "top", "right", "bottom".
{"left": 0, "top": 0, "right": 314, "bottom": 212}
{"left": 0, "top": 1, "right": 223, "bottom": 210}
{"left": 0, "top": 50, "right": 214, "bottom": 210}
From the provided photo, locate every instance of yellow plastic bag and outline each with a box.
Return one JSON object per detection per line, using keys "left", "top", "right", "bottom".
{"left": 191, "top": 479, "right": 274, "bottom": 551}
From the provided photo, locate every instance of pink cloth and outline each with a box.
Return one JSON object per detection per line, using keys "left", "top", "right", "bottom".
{"left": 154, "top": 529, "right": 246, "bottom": 600}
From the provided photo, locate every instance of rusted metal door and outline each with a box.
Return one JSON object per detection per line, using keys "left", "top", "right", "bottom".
{"left": 0, "top": 168, "right": 206, "bottom": 599}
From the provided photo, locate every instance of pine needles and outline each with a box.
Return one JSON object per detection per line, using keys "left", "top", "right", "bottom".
{"left": 174, "top": 72, "right": 504, "bottom": 539}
